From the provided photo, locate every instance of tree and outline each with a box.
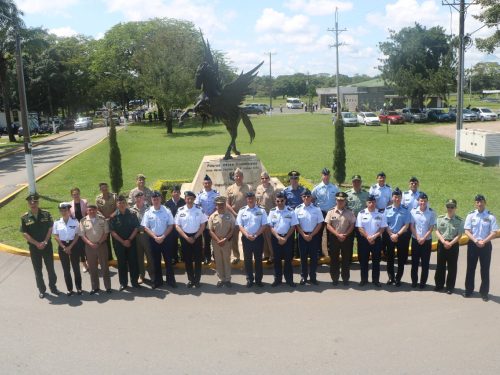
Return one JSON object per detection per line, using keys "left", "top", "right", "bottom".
{"left": 378, "top": 23, "right": 457, "bottom": 108}
{"left": 108, "top": 119, "right": 123, "bottom": 193}
{"left": 465, "top": 62, "right": 500, "bottom": 95}
{"left": 332, "top": 119, "right": 346, "bottom": 185}
{"left": 473, "top": 0, "right": 500, "bottom": 53}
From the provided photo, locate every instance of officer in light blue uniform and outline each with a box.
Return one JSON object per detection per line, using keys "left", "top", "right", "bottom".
{"left": 369, "top": 171, "right": 392, "bottom": 211}
{"left": 356, "top": 194, "right": 387, "bottom": 287}
{"left": 463, "top": 194, "right": 499, "bottom": 301}
{"left": 268, "top": 191, "right": 299, "bottom": 287}
{"left": 409, "top": 192, "right": 437, "bottom": 289}
{"left": 402, "top": 176, "right": 421, "bottom": 209}
{"left": 283, "top": 170, "right": 306, "bottom": 209}
{"left": 383, "top": 188, "right": 411, "bottom": 286}
{"left": 295, "top": 188, "right": 324, "bottom": 285}
{"left": 195, "top": 174, "right": 220, "bottom": 265}
{"left": 312, "top": 167, "right": 340, "bottom": 258}
{"left": 235, "top": 191, "right": 268, "bottom": 287}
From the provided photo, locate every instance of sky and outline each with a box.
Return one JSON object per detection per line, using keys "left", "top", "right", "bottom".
{"left": 19, "top": 0, "right": 500, "bottom": 79}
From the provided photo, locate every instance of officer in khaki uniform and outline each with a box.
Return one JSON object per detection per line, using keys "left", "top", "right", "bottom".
{"left": 130, "top": 191, "right": 154, "bottom": 284}
{"left": 207, "top": 196, "right": 236, "bottom": 287}
{"left": 95, "top": 182, "right": 117, "bottom": 260}
{"left": 127, "top": 174, "right": 153, "bottom": 206}
{"left": 79, "top": 203, "right": 112, "bottom": 294}
{"left": 20, "top": 194, "right": 60, "bottom": 299}
{"left": 225, "top": 167, "right": 252, "bottom": 264}
{"left": 255, "top": 170, "right": 276, "bottom": 264}
{"left": 346, "top": 174, "right": 369, "bottom": 254}
{"left": 435, "top": 199, "right": 464, "bottom": 294}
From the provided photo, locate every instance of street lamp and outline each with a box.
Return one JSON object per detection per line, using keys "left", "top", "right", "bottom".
{"left": 103, "top": 72, "right": 127, "bottom": 131}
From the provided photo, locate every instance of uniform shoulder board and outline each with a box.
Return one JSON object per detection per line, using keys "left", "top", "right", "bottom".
{"left": 429, "top": 208, "right": 434, "bottom": 211}
{"left": 131, "top": 210, "right": 137, "bottom": 215}
{"left": 489, "top": 211, "right": 494, "bottom": 216}
{"left": 328, "top": 206, "right": 336, "bottom": 211}
{"left": 296, "top": 204, "right": 303, "bottom": 208}
{"left": 386, "top": 184, "right": 391, "bottom": 188}
{"left": 179, "top": 206, "right": 186, "bottom": 211}
{"left": 438, "top": 214, "right": 445, "bottom": 218}
{"left": 96, "top": 194, "right": 103, "bottom": 198}
{"left": 213, "top": 189, "right": 219, "bottom": 194}
{"left": 21, "top": 212, "right": 28, "bottom": 217}
{"left": 401, "top": 204, "right": 408, "bottom": 209}
{"left": 41, "top": 209, "right": 50, "bottom": 212}
{"left": 97, "top": 214, "right": 105, "bottom": 219}
{"left": 372, "top": 184, "right": 377, "bottom": 188}
{"left": 378, "top": 209, "right": 385, "bottom": 213}
{"left": 287, "top": 207, "right": 293, "bottom": 211}
{"left": 469, "top": 210, "right": 475, "bottom": 214}
{"left": 197, "top": 190, "right": 204, "bottom": 195}
{"left": 270, "top": 207, "right": 277, "bottom": 211}
{"left": 361, "top": 188, "right": 368, "bottom": 193}
{"left": 195, "top": 204, "right": 201, "bottom": 208}
{"left": 242, "top": 205, "right": 248, "bottom": 210}
{"left": 386, "top": 205, "right": 393, "bottom": 209}
{"left": 313, "top": 203, "right": 319, "bottom": 207}
{"left": 314, "top": 182, "right": 320, "bottom": 187}
{"left": 110, "top": 212, "right": 116, "bottom": 218}
{"left": 455, "top": 215, "right": 463, "bottom": 221}
{"left": 360, "top": 209, "right": 366, "bottom": 214}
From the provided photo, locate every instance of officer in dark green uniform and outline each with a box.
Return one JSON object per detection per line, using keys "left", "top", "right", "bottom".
{"left": 20, "top": 194, "right": 60, "bottom": 299}
{"left": 109, "top": 195, "right": 141, "bottom": 291}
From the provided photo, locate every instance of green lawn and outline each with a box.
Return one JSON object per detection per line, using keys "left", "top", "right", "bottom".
{"left": 1, "top": 113, "right": 499, "bottom": 251}
{"left": 0, "top": 134, "right": 49, "bottom": 151}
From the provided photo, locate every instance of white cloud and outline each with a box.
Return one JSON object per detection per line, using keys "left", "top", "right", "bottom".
{"left": 283, "top": 0, "right": 353, "bottom": 16}
{"left": 49, "top": 26, "right": 78, "bottom": 37}
{"left": 225, "top": 49, "right": 265, "bottom": 75}
{"left": 95, "top": 32, "right": 105, "bottom": 40}
{"left": 18, "top": 0, "right": 79, "bottom": 14}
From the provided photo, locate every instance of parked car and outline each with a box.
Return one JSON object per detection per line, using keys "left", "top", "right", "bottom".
{"left": 241, "top": 104, "right": 263, "bottom": 115}
{"left": 257, "top": 103, "right": 270, "bottom": 111}
{"left": 400, "top": 108, "right": 427, "bottom": 123}
{"left": 426, "top": 109, "right": 451, "bottom": 122}
{"left": 448, "top": 108, "right": 477, "bottom": 122}
{"left": 332, "top": 112, "right": 359, "bottom": 127}
{"left": 471, "top": 107, "right": 497, "bottom": 121}
{"left": 48, "top": 119, "right": 65, "bottom": 129}
{"left": 356, "top": 112, "right": 380, "bottom": 126}
{"left": 38, "top": 123, "right": 60, "bottom": 134}
{"left": 74, "top": 117, "right": 92, "bottom": 131}
{"left": 378, "top": 111, "right": 405, "bottom": 124}
{"left": 18, "top": 124, "right": 39, "bottom": 136}
{"left": 0, "top": 124, "right": 7, "bottom": 136}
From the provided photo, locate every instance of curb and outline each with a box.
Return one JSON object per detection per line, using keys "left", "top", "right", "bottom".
{"left": 0, "top": 131, "right": 75, "bottom": 160}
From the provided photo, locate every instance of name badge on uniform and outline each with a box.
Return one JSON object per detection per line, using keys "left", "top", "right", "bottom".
{"left": 180, "top": 213, "right": 186, "bottom": 217}
{"left": 41, "top": 218, "right": 48, "bottom": 222}
{"left": 255, "top": 212, "right": 262, "bottom": 216}
{"left": 196, "top": 212, "right": 199, "bottom": 216}
{"left": 26, "top": 221, "right": 34, "bottom": 225}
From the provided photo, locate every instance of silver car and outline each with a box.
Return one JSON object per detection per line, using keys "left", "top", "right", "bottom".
{"left": 471, "top": 107, "right": 497, "bottom": 121}
{"left": 74, "top": 118, "right": 92, "bottom": 131}
{"left": 332, "top": 112, "right": 359, "bottom": 127}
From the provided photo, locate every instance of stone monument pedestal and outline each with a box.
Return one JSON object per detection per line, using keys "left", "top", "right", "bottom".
{"left": 181, "top": 154, "right": 283, "bottom": 195}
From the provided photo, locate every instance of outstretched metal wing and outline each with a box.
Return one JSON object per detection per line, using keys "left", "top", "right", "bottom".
{"left": 210, "top": 61, "right": 264, "bottom": 124}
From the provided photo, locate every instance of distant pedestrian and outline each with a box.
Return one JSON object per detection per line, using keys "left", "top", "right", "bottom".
{"left": 280, "top": 104, "right": 283, "bottom": 113}
{"left": 148, "top": 113, "right": 152, "bottom": 122}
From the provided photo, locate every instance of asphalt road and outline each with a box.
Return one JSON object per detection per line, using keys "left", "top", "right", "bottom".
{"left": 1, "top": 239, "right": 499, "bottom": 374}
{"left": 0, "top": 127, "right": 113, "bottom": 201}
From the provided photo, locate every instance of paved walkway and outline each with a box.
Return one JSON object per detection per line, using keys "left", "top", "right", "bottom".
{"left": 1, "top": 239, "right": 499, "bottom": 373}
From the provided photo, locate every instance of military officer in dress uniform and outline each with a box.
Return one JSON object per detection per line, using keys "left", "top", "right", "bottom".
{"left": 225, "top": 168, "right": 252, "bottom": 264}
{"left": 165, "top": 185, "right": 186, "bottom": 264}
{"left": 127, "top": 174, "right": 153, "bottom": 206}
{"left": 195, "top": 174, "right": 220, "bottom": 265}
{"left": 463, "top": 195, "right": 499, "bottom": 302}
{"left": 346, "top": 174, "right": 369, "bottom": 253}
{"left": 409, "top": 192, "right": 437, "bottom": 289}
{"left": 325, "top": 192, "right": 356, "bottom": 286}
{"left": 356, "top": 194, "right": 387, "bottom": 287}
{"left": 109, "top": 195, "right": 141, "bottom": 291}
{"left": 236, "top": 191, "right": 269, "bottom": 287}
{"left": 268, "top": 191, "right": 299, "bottom": 287}
{"left": 207, "top": 196, "right": 236, "bottom": 287}
{"left": 284, "top": 170, "right": 306, "bottom": 259}
{"left": 402, "top": 177, "right": 421, "bottom": 210}
{"left": 255, "top": 170, "right": 277, "bottom": 265}
{"left": 369, "top": 172, "right": 392, "bottom": 211}
{"left": 130, "top": 191, "right": 154, "bottom": 284}
{"left": 21, "top": 194, "right": 60, "bottom": 299}
{"left": 175, "top": 191, "right": 208, "bottom": 288}
{"left": 434, "top": 199, "right": 464, "bottom": 295}
{"left": 142, "top": 190, "right": 177, "bottom": 289}
{"left": 295, "top": 188, "right": 324, "bottom": 285}
{"left": 79, "top": 203, "right": 112, "bottom": 294}
{"left": 312, "top": 168, "right": 339, "bottom": 258}
{"left": 95, "top": 182, "right": 117, "bottom": 261}
{"left": 383, "top": 188, "right": 411, "bottom": 286}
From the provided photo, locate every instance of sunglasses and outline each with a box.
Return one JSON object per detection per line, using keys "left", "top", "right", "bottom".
{"left": 276, "top": 199, "right": 285, "bottom": 203}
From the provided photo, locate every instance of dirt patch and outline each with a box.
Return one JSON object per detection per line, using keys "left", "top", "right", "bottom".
{"left": 426, "top": 121, "right": 500, "bottom": 139}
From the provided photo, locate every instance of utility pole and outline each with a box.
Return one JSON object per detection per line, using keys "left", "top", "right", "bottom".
{"left": 328, "top": 8, "right": 347, "bottom": 118}
{"left": 264, "top": 52, "right": 276, "bottom": 117}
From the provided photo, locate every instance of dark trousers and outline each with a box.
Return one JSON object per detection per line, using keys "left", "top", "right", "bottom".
{"left": 149, "top": 236, "right": 176, "bottom": 286}
{"left": 358, "top": 236, "right": 382, "bottom": 283}
{"left": 329, "top": 232, "right": 354, "bottom": 282}
{"left": 298, "top": 232, "right": 319, "bottom": 281}
{"left": 411, "top": 238, "right": 432, "bottom": 285}
{"left": 435, "top": 240, "right": 459, "bottom": 291}
{"left": 74, "top": 237, "right": 86, "bottom": 264}
{"left": 180, "top": 234, "right": 203, "bottom": 283}
{"left": 29, "top": 242, "right": 57, "bottom": 293}
{"left": 465, "top": 241, "right": 492, "bottom": 296}
{"left": 105, "top": 235, "right": 114, "bottom": 260}
{"left": 171, "top": 230, "right": 180, "bottom": 262}
{"left": 114, "top": 241, "right": 139, "bottom": 287}
{"left": 241, "top": 234, "right": 264, "bottom": 283}
{"left": 385, "top": 231, "right": 410, "bottom": 281}
{"left": 58, "top": 241, "right": 82, "bottom": 291}
{"left": 202, "top": 228, "right": 212, "bottom": 261}
{"left": 271, "top": 235, "right": 294, "bottom": 282}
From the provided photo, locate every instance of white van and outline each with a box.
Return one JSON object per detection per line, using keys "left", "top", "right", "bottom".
{"left": 286, "top": 98, "right": 301, "bottom": 109}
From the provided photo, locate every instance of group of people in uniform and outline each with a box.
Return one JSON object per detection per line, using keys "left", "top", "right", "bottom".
{"left": 20, "top": 169, "right": 498, "bottom": 302}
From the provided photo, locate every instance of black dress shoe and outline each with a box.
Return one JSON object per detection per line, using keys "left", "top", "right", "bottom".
{"left": 299, "top": 278, "right": 306, "bottom": 285}
{"left": 286, "top": 281, "right": 296, "bottom": 287}
{"left": 194, "top": 282, "right": 201, "bottom": 288}
{"left": 168, "top": 282, "right": 178, "bottom": 289}
{"left": 66, "top": 291, "right": 73, "bottom": 297}
{"left": 271, "top": 280, "right": 282, "bottom": 287}
{"left": 373, "top": 282, "right": 382, "bottom": 287}
{"left": 256, "top": 281, "right": 264, "bottom": 287}
{"left": 50, "top": 289, "right": 61, "bottom": 296}
{"left": 132, "top": 284, "right": 142, "bottom": 289}
{"left": 246, "top": 281, "right": 253, "bottom": 288}
{"left": 232, "top": 259, "right": 240, "bottom": 265}
{"left": 332, "top": 281, "right": 338, "bottom": 286}
{"left": 434, "top": 286, "right": 443, "bottom": 292}
{"left": 411, "top": 282, "right": 417, "bottom": 288}
{"left": 152, "top": 284, "right": 159, "bottom": 290}
{"left": 106, "top": 289, "right": 112, "bottom": 294}
{"left": 395, "top": 281, "right": 401, "bottom": 287}
{"left": 343, "top": 281, "right": 349, "bottom": 286}
{"left": 386, "top": 279, "right": 395, "bottom": 285}
{"left": 171, "top": 259, "right": 176, "bottom": 265}
{"left": 462, "top": 292, "right": 471, "bottom": 298}
{"left": 39, "top": 292, "right": 45, "bottom": 299}
{"left": 119, "top": 285, "right": 126, "bottom": 291}
{"left": 358, "top": 281, "right": 367, "bottom": 287}
{"left": 89, "top": 289, "right": 99, "bottom": 295}
{"left": 204, "top": 258, "right": 209, "bottom": 265}
{"left": 224, "top": 281, "right": 233, "bottom": 288}
{"left": 482, "top": 295, "right": 489, "bottom": 302}
{"left": 310, "top": 279, "right": 319, "bottom": 285}
{"left": 446, "top": 290, "right": 453, "bottom": 295}
{"left": 77, "top": 290, "right": 83, "bottom": 295}
{"left": 186, "top": 281, "right": 193, "bottom": 288}
{"left": 266, "top": 259, "right": 274, "bottom": 265}
{"left": 217, "top": 281, "right": 223, "bottom": 288}
{"left": 419, "top": 284, "right": 426, "bottom": 289}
